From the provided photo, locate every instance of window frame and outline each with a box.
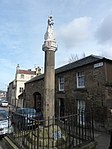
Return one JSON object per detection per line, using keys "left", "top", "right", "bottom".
{"left": 77, "top": 99, "right": 85, "bottom": 125}
{"left": 21, "top": 74, "right": 24, "bottom": 79}
{"left": 76, "top": 71, "right": 85, "bottom": 88}
{"left": 19, "top": 87, "right": 24, "bottom": 93}
{"left": 58, "top": 76, "right": 64, "bottom": 91}
{"left": 31, "top": 75, "right": 34, "bottom": 79}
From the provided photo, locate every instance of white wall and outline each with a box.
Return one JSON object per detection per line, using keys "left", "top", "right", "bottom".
{"left": 15, "top": 73, "right": 36, "bottom": 106}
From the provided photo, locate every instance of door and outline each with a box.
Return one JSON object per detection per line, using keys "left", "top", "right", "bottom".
{"left": 59, "top": 98, "right": 64, "bottom": 120}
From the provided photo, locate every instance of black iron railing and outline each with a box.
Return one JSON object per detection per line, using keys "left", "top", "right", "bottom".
{"left": 8, "top": 109, "right": 94, "bottom": 149}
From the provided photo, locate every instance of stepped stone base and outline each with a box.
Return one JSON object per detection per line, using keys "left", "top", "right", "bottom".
{"left": 22, "top": 125, "right": 73, "bottom": 149}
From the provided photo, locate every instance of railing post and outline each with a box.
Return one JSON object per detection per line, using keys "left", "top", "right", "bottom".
{"left": 91, "top": 108, "right": 94, "bottom": 140}
{"left": 109, "top": 131, "right": 112, "bottom": 149}
{"left": 8, "top": 106, "right": 10, "bottom": 130}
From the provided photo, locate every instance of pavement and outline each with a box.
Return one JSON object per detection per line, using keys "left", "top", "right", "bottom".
{"left": 95, "top": 131, "right": 110, "bottom": 149}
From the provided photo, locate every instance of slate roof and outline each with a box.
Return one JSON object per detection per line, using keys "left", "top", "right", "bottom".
{"left": 25, "top": 55, "right": 107, "bottom": 84}
{"left": 55, "top": 55, "right": 103, "bottom": 74}
{"left": 26, "top": 73, "right": 44, "bottom": 83}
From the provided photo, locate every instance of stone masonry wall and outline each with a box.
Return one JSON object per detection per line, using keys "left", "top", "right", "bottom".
{"left": 25, "top": 79, "right": 44, "bottom": 108}
{"left": 24, "top": 61, "right": 112, "bottom": 127}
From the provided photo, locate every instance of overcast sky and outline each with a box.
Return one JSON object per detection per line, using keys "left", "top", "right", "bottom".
{"left": 0, "top": 0, "right": 112, "bottom": 90}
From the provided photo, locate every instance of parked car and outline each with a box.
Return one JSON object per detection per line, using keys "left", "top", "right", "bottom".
{"left": 0, "top": 110, "right": 13, "bottom": 136}
{"left": 0, "top": 100, "right": 8, "bottom": 107}
{"left": 12, "top": 108, "right": 43, "bottom": 129}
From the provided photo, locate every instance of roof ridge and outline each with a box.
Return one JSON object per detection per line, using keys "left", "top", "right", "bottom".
{"left": 90, "top": 54, "right": 103, "bottom": 59}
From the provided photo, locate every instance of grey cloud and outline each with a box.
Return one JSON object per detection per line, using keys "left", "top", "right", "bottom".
{"left": 100, "top": 47, "right": 112, "bottom": 59}
{"left": 96, "top": 13, "right": 112, "bottom": 44}
{"left": 57, "top": 17, "right": 92, "bottom": 48}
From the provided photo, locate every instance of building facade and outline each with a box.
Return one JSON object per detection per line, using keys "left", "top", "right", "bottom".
{"left": 7, "top": 80, "right": 15, "bottom": 105}
{"left": 7, "top": 64, "right": 41, "bottom": 107}
{"left": 24, "top": 55, "right": 112, "bottom": 128}
{"left": 0, "top": 90, "right": 6, "bottom": 100}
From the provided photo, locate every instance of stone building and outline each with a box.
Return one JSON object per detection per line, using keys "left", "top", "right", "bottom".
{"left": 24, "top": 54, "right": 112, "bottom": 128}
{"left": 0, "top": 90, "right": 6, "bottom": 100}
{"left": 7, "top": 80, "right": 15, "bottom": 105}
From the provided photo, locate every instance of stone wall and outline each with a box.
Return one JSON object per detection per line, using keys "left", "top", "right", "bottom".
{"left": 24, "top": 60, "right": 112, "bottom": 128}
{"left": 25, "top": 78, "right": 44, "bottom": 108}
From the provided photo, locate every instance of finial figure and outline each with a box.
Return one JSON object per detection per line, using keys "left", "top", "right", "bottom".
{"left": 42, "top": 15, "right": 58, "bottom": 51}
{"left": 48, "top": 16, "right": 54, "bottom": 27}
{"left": 44, "top": 15, "right": 55, "bottom": 41}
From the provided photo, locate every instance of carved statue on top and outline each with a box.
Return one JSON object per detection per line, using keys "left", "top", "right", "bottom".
{"left": 48, "top": 16, "right": 54, "bottom": 27}
{"left": 44, "top": 16, "right": 55, "bottom": 41}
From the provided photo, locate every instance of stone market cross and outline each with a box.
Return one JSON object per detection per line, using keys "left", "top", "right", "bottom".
{"left": 42, "top": 16, "right": 57, "bottom": 124}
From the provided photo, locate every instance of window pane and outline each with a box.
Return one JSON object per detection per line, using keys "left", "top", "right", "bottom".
{"left": 21, "top": 74, "right": 24, "bottom": 79}
{"left": 77, "top": 72, "right": 85, "bottom": 88}
{"left": 59, "top": 76, "right": 64, "bottom": 91}
{"left": 19, "top": 87, "right": 23, "bottom": 93}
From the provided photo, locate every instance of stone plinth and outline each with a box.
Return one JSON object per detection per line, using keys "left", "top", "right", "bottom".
{"left": 23, "top": 125, "right": 72, "bottom": 149}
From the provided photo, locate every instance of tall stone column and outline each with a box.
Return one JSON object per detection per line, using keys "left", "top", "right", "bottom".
{"left": 42, "top": 16, "right": 57, "bottom": 124}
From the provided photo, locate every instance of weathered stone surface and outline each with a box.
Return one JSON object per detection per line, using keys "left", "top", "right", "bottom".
{"left": 23, "top": 125, "right": 71, "bottom": 149}
{"left": 25, "top": 57, "right": 112, "bottom": 129}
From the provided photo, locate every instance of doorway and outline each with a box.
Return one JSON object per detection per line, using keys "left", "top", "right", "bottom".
{"left": 59, "top": 98, "right": 64, "bottom": 120}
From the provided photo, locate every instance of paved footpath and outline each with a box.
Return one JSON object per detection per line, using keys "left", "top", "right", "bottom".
{"left": 95, "top": 131, "right": 110, "bottom": 149}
